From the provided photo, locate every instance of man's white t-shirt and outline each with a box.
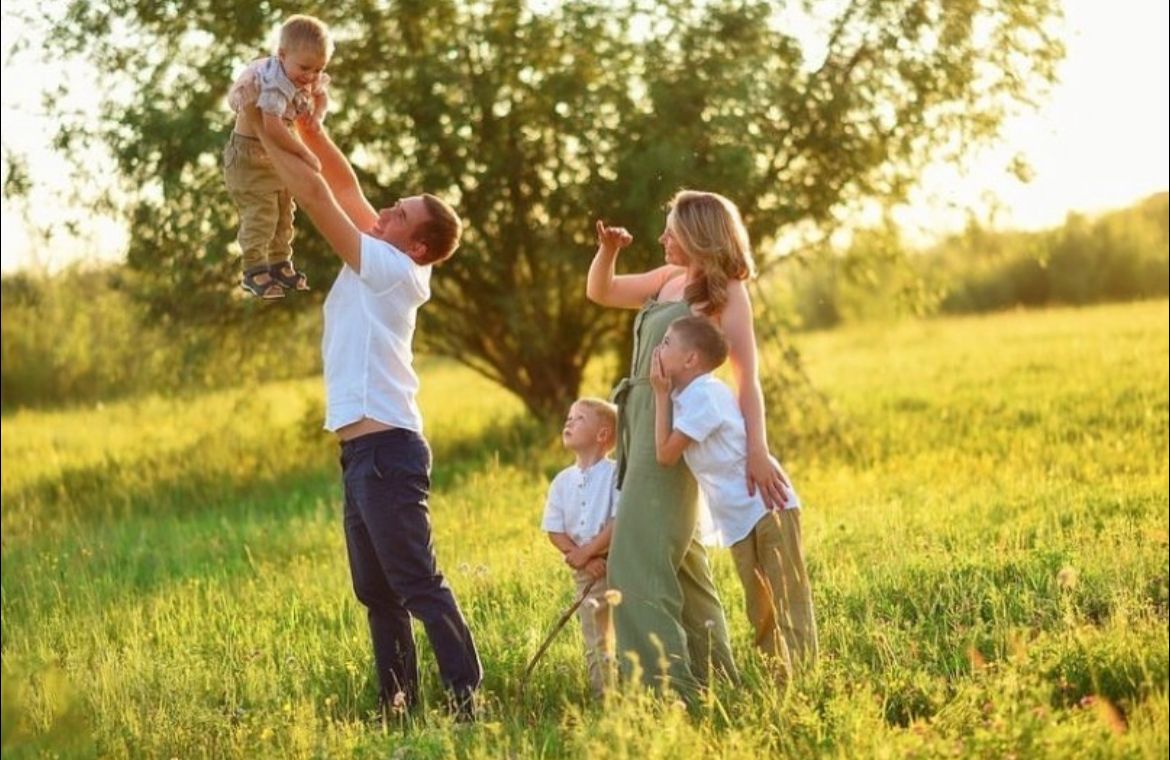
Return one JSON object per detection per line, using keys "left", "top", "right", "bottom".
{"left": 672, "top": 373, "right": 801, "bottom": 547}
{"left": 321, "top": 234, "right": 431, "bottom": 433}
{"left": 541, "top": 458, "right": 619, "bottom": 547}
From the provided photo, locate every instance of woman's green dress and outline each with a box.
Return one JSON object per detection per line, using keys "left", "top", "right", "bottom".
{"left": 608, "top": 298, "right": 737, "bottom": 696}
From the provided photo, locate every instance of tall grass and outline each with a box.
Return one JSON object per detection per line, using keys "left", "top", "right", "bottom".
{"left": 2, "top": 301, "right": 1166, "bottom": 758}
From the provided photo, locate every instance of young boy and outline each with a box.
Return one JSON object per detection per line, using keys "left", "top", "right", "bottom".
{"left": 649, "top": 315, "right": 818, "bottom": 685}
{"left": 541, "top": 398, "right": 620, "bottom": 698}
{"left": 225, "top": 14, "right": 332, "bottom": 299}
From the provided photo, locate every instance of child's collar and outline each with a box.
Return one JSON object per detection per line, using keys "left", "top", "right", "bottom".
{"left": 573, "top": 453, "right": 610, "bottom": 473}
{"left": 672, "top": 370, "right": 713, "bottom": 397}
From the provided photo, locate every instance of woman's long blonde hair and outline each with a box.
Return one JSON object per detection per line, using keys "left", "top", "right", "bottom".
{"left": 667, "top": 190, "right": 756, "bottom": 315}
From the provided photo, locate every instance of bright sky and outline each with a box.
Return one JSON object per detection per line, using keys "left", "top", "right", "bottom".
{"left": 1, "top": 0, "right": 1167, "bottom": 272}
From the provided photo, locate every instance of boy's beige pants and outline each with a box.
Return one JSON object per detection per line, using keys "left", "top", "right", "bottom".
{"left": 730, "top": 509, "right": 819, "bottom": 686}
{"left": 223, "top": 132, "right": 296, "bottom": 272}
{"left": 573, "top": 568, "right": 616, "bottom": 697}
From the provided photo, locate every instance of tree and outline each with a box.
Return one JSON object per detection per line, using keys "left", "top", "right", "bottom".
{"left": 31, "top": 0, "right": 1063, "bottom": 422}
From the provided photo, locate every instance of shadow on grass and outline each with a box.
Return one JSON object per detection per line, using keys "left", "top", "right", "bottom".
{"left": 4, "top": 414, "right": 552, "bottom": 544}
{"left": 1, "top": 414, "right": 555, "bottom": 620}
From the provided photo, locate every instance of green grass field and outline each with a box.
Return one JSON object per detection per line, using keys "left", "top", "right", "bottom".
{"left": 3, "top": 300, "right": 1167, "bottom": 758}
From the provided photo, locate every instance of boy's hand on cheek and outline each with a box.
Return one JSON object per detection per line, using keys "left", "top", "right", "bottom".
{"left": 649, "top": 348, "right": 670, "bottom": 394}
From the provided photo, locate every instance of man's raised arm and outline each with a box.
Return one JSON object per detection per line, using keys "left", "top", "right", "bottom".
{"left": 296, "top": 117, "right": 378, "bottom": 233}
{"left": 245, "top": 107, "right": 363, "bottom": 272}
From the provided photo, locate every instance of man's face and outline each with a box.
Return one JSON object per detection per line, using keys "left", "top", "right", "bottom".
{"left": 372, "top": 196, "right": 429, "bottom": 253}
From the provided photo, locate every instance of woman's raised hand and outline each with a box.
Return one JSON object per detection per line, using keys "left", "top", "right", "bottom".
{"left": 596, "top": 219, "right": 633, "bottom": 254}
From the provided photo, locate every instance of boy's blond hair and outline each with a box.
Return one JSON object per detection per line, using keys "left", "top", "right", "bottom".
{"left": 668, "top": 315, "right": 729, "bottom": 372}
{"left": 279, "top": 15, "right": 334, "bottom": 58}
{"left": 575, "top": 397, "right": 618, "bottom": 452}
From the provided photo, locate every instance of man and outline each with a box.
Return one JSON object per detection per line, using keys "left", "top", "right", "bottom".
{"left": 248, "top": 107, "right": 482, "bottom": 720}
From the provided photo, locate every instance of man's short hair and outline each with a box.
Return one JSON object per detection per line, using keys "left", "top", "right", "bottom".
{"left": 413, "top": 194, "right": 463, "bottom": 265}
{"left": 669, "top": 315, "right": 729, "bottom": 371}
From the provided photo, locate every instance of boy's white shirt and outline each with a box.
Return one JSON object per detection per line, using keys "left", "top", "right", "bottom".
{"left": 541, "top": 457, "right": 619, "bottom": 547}
{"left": 672, "top": 373, "right": 801, "bottom": 548}
{"left": 322, "top": 234, "right": 431, "bottom": 433}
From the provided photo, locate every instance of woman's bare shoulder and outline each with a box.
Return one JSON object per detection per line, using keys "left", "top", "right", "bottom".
{"left": 654, "top": 266, "right": 688, "bottom": 299}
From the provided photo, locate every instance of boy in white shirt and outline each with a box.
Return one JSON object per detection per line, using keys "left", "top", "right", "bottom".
{"left": 649, "top": 315, "right": 818, "bottom": 685}
{"left": 541, "top": 398, "right": 620, "bottom": 698}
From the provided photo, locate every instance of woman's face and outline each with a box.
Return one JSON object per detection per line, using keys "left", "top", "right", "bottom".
{"left": 659, "top": 219, "right": 690, "bottom": 267}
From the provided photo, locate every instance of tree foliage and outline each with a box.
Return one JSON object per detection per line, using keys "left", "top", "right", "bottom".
{"left": 778, "top": 192, "right": 1169, "bottom": 331}
{"left": 935, "top": 192, "right": 1170, "bottom": 312}
{"left": 34, "top": 0, "right": 1064, "bottom": 421}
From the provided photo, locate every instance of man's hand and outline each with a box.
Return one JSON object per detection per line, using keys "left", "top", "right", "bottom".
{"left": 297, "top": 90, "right": 330, "bottom": 135}
{"left": 595, "top": 219, "right": 633, "bottom": 255}
{"left": 311, "top": 88, "right": 330, "bottom": 123}
{"left": 649, "top": 346, "right": 671, "bottom": 395}
{"left": 298, "top": 149, "right": 322, "bottom": 171}
{"left": 295, "top": 111, "right": 323, "bottom": 137}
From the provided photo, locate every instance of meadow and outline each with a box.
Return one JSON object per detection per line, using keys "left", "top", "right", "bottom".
{"left": 2, "top": 300, "right": 1167, "bottom": 758}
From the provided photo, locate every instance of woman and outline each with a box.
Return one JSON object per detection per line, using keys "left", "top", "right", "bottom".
{"left": 586, "top": 190, "right": 793, "bottom": 698}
